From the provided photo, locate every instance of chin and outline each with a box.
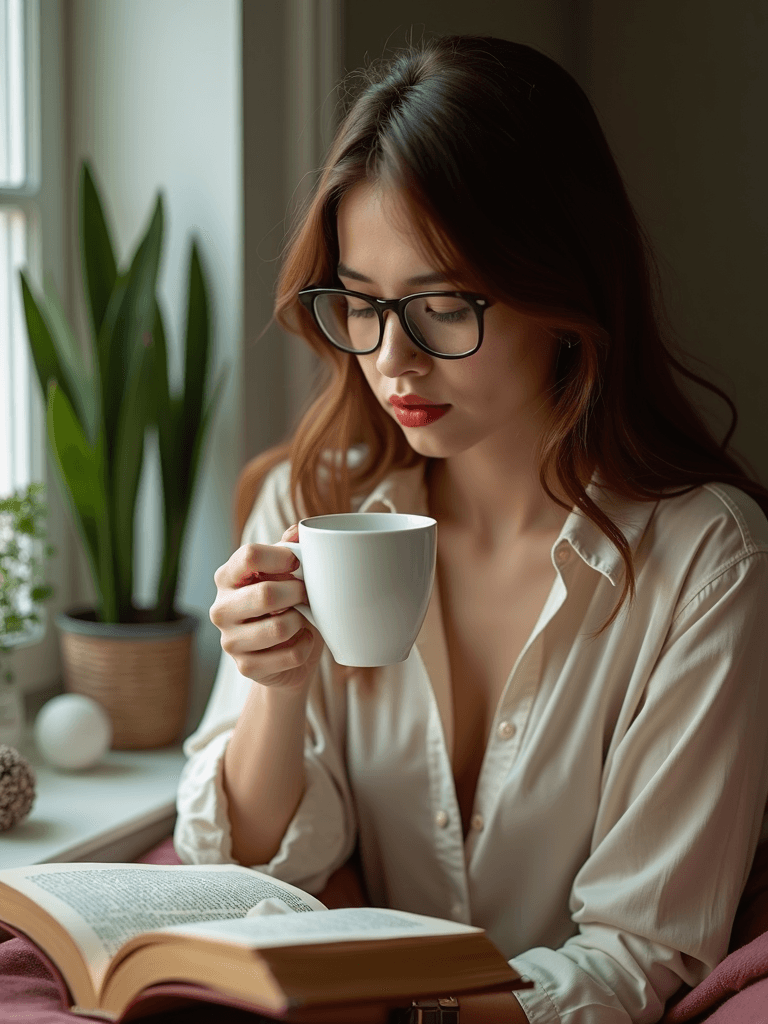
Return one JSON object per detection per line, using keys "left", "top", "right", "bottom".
{"left": 395, "top": 428, "right": 462, "bottom": 460}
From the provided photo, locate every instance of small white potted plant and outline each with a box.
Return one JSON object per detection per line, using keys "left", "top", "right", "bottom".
{"left": 0, "top": 482, "right": 56, "bottom": 747}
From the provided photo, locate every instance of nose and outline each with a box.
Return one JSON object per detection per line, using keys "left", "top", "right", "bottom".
{"left": 375, "top": 310, "right": 430, "bottom": 377}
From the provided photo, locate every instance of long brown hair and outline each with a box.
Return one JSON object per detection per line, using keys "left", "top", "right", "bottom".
{"left": 237, "top": 34, "right": 768, "bottom": 621}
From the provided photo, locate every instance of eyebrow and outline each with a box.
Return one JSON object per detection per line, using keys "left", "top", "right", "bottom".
{"left": 336, "top": 262, "right": 457, "bottom": 288}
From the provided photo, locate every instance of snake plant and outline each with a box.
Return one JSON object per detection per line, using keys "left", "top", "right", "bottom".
{"left": 18, "top": 161, "right": 228, "bottom": 624}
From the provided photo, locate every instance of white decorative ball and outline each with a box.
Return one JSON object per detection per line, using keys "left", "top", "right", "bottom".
{"left": 34, "top": 694, "right": 112, "bottom": 770}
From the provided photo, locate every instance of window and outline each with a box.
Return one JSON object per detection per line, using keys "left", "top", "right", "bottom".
{"left": 1, "top": 0, "right": 62, "bottom": 696}
{"left": 0, "top": 0, "right": 39, "bottom": 498}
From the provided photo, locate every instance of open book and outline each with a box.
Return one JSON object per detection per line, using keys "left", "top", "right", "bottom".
{"left": 0, "top": 861, "right": 530, "bottom": 1022}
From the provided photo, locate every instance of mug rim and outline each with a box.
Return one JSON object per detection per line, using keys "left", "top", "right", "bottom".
{"left": 299, "top": 512, "right": 436, "bottom": 533}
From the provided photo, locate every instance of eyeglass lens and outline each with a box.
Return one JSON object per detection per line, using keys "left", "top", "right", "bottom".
{"left": 313, "top": 293, "right": 479, "bottom": 356}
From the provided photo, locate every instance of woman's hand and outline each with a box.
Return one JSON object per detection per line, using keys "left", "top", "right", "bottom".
{"left": 210, "top": 524, "right": 324, "bottom": 691}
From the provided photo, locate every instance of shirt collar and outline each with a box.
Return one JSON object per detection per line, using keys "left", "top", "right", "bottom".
{"left": 356, "top": 453, "right": 658, "bottom": 588}
{"left": 357, "top": 459, "right": 430, "bottom": 516}
{"left": 562, "top": 477, "right": 659, "bottom": 586}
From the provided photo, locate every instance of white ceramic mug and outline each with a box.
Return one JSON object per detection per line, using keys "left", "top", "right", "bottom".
{"left": 277, "top": 512, "right": 437, "bottom": 667}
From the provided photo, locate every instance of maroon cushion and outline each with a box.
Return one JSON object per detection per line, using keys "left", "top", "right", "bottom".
{"left": 135, "top": 835, "right": 182, "bottom": 865}
{"left": 662, "top": 929, "right": 768, "bottom": 1022}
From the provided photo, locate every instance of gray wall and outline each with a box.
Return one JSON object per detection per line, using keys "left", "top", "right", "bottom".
{"left": 242, "top": 0, "right": 289, "bottom": 474}
{"left": 342, "top": 0, "right": 768, "bottom": 484}
{"left": 344, "top": 0, "right": 577, "bottom": 78}
{"left": 578, "top": 0, "right": 768, "bottom": 482}
{"left": 241, "top": 0, "right": 342, "bottom": 480}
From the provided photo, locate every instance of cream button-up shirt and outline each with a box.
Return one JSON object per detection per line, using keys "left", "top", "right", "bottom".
{"left": 175, "top": 456, "right": 768, "bottom": 1023}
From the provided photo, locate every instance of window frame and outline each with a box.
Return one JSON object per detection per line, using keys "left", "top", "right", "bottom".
{"left": 0, "top": 0, "right": 41, "bottom": 196}
{"left": 0, "top": 0, "right": 43, "bottom": 491}
{"left": 1, "top": 0, "right": 72, "bottom": 696}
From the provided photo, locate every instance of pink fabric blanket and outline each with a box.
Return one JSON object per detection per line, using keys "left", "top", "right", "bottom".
{"left": 3, "top": 836, "right": 768, "bottom": 1023}
{"left": 660, "top": 930, "right": 768, "bottom": 1022}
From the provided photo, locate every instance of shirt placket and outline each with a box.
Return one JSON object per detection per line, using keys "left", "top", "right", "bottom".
{"left": 420, "top": 554, "right": 574, "bottom": 920}
{"left": 424, "top": 692, "right": 471, "bottom": 921}
{"left": 465, "top": 557, "right": 571, "bottom": 868}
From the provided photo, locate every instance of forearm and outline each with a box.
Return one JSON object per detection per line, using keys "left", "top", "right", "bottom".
{"left": 222, "top": 680, "right": 309, "bottom": 866}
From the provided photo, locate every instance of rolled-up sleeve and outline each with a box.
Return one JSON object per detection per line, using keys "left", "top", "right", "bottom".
{"left": 174, "top": 461, "right": 357, "bottom": 892}
{"left": 510, "top": 551, "right": 768, "bottom": 1023}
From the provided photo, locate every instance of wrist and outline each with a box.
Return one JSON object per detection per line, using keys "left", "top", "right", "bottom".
{"left": 252, "top": 674, "right": 312, "bottom": 708}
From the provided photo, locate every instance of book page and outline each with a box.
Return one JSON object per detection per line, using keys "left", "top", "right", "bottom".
{"left": 152, "top": 906, "right": 483, "bottom": 949}
{"left": 0, "top": 862, "right": 325, "bottom": 990}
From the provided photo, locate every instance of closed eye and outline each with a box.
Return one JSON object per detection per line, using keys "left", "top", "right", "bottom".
{"left": 346, "top": 304, "right": 376, "bottom": 318}
{"left": 426, "top": 306, "right": 471, "bottom": 324}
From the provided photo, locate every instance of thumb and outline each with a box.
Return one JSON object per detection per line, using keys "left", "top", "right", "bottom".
{"left": 280, "top": 523, "right": 299, "bottom": 542}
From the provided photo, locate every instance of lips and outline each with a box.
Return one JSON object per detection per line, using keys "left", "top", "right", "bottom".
{"left": 388, "top": 394, "right": 446, "bottom": 408}
{"left": 388, "top": 397, "right": 451, "bottom": 428}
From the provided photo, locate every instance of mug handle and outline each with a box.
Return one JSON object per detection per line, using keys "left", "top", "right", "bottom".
{"left": 275, "top": 541, "right": 318, "bottom": 631}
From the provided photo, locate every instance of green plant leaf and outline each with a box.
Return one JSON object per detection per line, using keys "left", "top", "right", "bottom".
{"left": 111, "top": 330, "right": 156, "bottom": 616}
{"left": 102, "top": 198, "right": 163, "bottom": 616}
{"left": 152, "top": 299, "right": 171, "bottom": 425}
{"left": 80, "top": 161, "right": 118, "bottom": 341}
{"left": 154, "top": 393, "right": 186, "bottom": 619}
{"left": 151, "top": 299, "right": 180, "bottom": 612}
{"left": 180, "top": 241, "right": 211, "bottom": 483}
{"left": 19, "top": 272, "right": 84, "bottom": 425}
{"left": 103, "top": 198, "right": 164, "bottom": 458}
{"left": 95, "top": 272, "right": 128, "bottom": 458}
{"left": 0, "top": 481, "right": 55, "bottom": 669}
{"left": 46, "top": 382, "right": 115, "bottom": 620}
{"left": 154, "top": 240, "right": 211, "bottom": 611}
{"left": 155, "top": 364, "right": 228, "bottom": 620}
{"left": 152, "top": 299, "right": 173, "bottom": 482}
{"left": 42, "top": 277, "right": 100, "bottom": 445}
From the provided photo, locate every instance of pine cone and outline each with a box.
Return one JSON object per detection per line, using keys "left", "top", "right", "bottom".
{"left": 0, "top": 744, "right": 36, "bottom": 831}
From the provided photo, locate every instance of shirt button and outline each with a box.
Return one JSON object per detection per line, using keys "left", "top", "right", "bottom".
{"left": 555, "top": 546, "right": 571, "bottom": 566}
{"left": 434, "top": 809, "right": 449, "bottom": 828}
{"left": 471, "top": 813, "right": 484, "bottom": 831}
{"left": 451, "top": 901, "right": 463, "bottom": 918}
{"left": 497, "top": 720, "right": 516, "bottom": 740}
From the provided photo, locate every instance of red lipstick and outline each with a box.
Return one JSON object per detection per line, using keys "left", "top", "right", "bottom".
{"left": 388, "top": 394, "right": 450, "bottom": 427}
{"left": 389, "top": 393, "right": 442, "bottom": 407}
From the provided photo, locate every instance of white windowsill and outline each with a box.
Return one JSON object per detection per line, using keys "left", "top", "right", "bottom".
{"left": 0, "top": 725, "right": 187, "bottom": 869}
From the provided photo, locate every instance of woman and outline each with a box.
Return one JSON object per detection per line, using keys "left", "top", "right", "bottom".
{"left": 175, "top": 36, "right": 768, "bottom": 1023}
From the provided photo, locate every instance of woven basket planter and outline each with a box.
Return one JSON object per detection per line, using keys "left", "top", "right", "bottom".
{"left": 55, "top": 608, "right": 199, "bottom": 750}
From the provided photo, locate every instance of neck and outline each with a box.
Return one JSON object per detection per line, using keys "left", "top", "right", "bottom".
{"left": 427, "top": 430, "right": 571, "bottom": 549}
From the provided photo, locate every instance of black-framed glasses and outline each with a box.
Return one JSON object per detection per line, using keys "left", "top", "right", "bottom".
{"left": 298, "top": 287, "right": 493, "bottom": 359}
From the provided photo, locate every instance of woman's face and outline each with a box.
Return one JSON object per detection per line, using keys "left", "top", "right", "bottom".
{"left": 335, "top": 183, "right": 560, "bottom": 461}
